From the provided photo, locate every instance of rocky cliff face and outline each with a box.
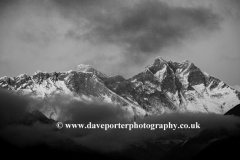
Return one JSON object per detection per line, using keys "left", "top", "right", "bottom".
{"left": 104, "top": 57, "right": 240, "bottom": 115}
{"left": 1, "top": 57, "right": 239, "bottom": 120}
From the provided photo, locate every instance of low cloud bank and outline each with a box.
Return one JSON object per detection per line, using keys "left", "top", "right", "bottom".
{"left": 0, "top": 89, "right": 240, "bottom": 152}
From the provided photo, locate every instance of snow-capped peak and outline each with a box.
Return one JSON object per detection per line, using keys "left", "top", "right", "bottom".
{"left": 33, "top": 70, "right": 43, "bottom": 75}
{"left": 153, "top": 57, "right": 167, "bottom": 66}
{"left": 76, "top": 64, "right": 92, "bottom": 73}
{"left": 0, "top": 76, "right": 10, "bottom": 81}
{"left": 181, "top": 59, "right": 191, "bottom": 64}
{"left": 76, "top": 64, "right": 108, "bottom": 79}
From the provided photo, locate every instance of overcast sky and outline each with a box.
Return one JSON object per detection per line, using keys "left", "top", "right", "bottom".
{"left": 0, "top": 0, "right": 239, "bottom": 85}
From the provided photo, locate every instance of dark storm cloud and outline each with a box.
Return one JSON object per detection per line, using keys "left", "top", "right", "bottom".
{"left": 0, "top": 89, "right": 29, "bottom": 127}
{"left": 0, "top": 0, "right": 239, "bottom": 85}
{"left": 1, "top": 89, "right": 240, "bottom": 152}
{"left": 54, "top": 0, "right": 220, "bottom": 61}
{"left": 0, "top": 0, "right": 16, "bottom": 10}
{"left": 219, "top": 0, "right": 240, "bottom": 19}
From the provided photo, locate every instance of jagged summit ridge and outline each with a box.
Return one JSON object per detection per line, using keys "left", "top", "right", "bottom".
{"left": 76, "top": 64, "right": 93, "bottom": 72}
{"left": 76, "top": 64, "right": 108, "bottom": 80}
{"left": 0, "top": 57, "right": 240, "bottom": 120}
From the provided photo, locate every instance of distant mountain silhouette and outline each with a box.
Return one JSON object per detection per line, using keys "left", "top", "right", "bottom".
{"left": 161, "top": 123, "right": 240, "bottom": 160}
{"left": 192, "top": 135, "right": 240, "bottom": 160}
{"left": 225, "top": 103, "right": 240, "bottom": 117}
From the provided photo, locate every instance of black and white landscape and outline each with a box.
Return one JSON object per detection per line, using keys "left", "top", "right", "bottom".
{"left": 0, "top": 0, "right": 240, "bottom": 159}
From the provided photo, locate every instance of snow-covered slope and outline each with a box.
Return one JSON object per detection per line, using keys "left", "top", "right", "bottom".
{"left": 1, "top": 57, "right": 239, "bottom": 120}
{"left": 103, "top": 57, "right": 240, "bottom": 115}
{"left": 0, "top": 70, "right": 146, "bottom": 120}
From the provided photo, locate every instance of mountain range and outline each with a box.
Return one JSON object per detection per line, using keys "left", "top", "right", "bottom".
{"left": 0, "top": 57, "right": 240, "bottom": 120}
